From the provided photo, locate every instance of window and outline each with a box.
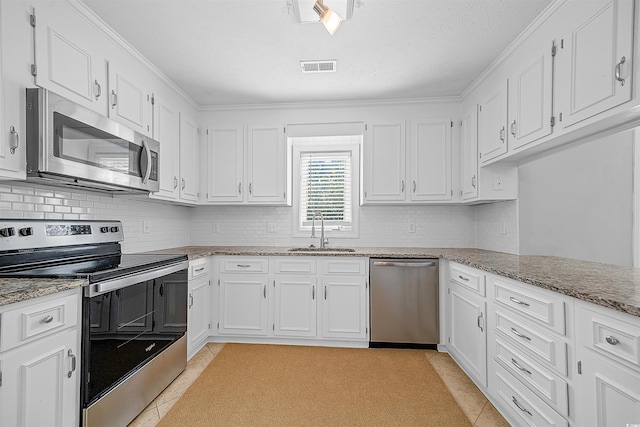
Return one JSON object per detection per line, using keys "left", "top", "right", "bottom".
{"left": 291, "top": 135, "right": 361, "bottom": 238}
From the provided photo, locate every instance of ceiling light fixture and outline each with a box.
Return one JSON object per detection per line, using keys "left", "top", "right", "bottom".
{"left": 313, "top": 0, "right": 343, "bottom": 35}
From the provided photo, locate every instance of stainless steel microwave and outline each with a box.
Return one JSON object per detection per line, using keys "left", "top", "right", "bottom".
{"left": 25, "top": 88, "right": 160, "bottom": 193}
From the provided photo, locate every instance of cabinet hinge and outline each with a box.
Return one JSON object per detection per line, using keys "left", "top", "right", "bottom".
{"left": 478, "top": 105, "right": 482, "bottom": 112}
{"left": 273, "top": 280, "right": 276, "bottom": 287}
{"left": 217, "top": 322, "right": 219, "bottom": 330}
{"left": 30, "top": 13, "right": 36, "bottom": 27}
{"left": 366, "top": 327, "right": 368, "bottom": 334}
{"left": 460, "top": 190, "right": 463, "bottom": 196}
{"left": 460, "top": 120, "right": 463, "bottom": 127}
{"left": 217, "top": 279, "right": 220, "bottom": 286}
{"left": 479, "top": 153, "right": 482, "bottom": 159}
{"left": 560, "top": 38, "right": 564, "bottom": 49}
{"left": 30, "top": 64, "right": 37, "bottom": 77}
{"left": 206, "top": 129, "right": 209, "bottom": 135}
{"left": 283, "top": 126, "right": 286, "bottom": 133}
{"left": 365, "top": 124, "right": 368, "bottom": 131}
{"left": 551, "top": 40, "right": 557, "bottom": 57}
{"left": 451, "top": 190, "right": 453, "bottom": 196}
{"left": 273, "top": 324, "right": 275, "bottom": 331}
{"left": 448, "top": 337, "right": 451, "bottom": 343}
{"left": 365, "top": 281, "right": 368, "bottom": 289}
{"left": 208, "top": 280, "right": 211, "bottom": 286}
{"left": 577, "top": 361, "right": 582, "bottom": 374}
{"left": 0, "top": 369, "right": 2, "bottom": 387}
{"left": 550, "top": 116, "right": 556, "bottom": 127}
{"left": 447, "top": 288, "right": 450, "bottom": 294}
{"left": 208, "top": 323, "right": 211, "bottom": 330}
{"left": 559, "top": 112, "right": 563, "bottom": 122}
{"left": 450, "top": 121, "right": 453, "bottom": 128}
{"left": 151, "top": 95, "right": 155, "bottom": 105}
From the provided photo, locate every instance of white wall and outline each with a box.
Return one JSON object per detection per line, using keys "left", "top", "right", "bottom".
{"left": 518, "top": 130, "right": 634, "bottom": 266}
{"left": 475, "top": 200, "right": 519, "bottom": 254}
{"left": 0, "top": 182, "right": 191, "bottom": 253}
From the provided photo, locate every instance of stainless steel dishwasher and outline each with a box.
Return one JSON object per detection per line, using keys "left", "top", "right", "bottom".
{"left": 369, "top": 258, "right": 439, "bottom": 348}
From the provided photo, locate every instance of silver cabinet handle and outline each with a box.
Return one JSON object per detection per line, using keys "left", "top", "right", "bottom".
{"left": 67, "top": 349, "right": 76, "bottom": 378}
{"left": 189, "top": 293, "right": 194, "bottom": 308}
{"left": 510, "top": 120, "right": 517, "bottom": 137}
{"left": 499, "top": 126, "right": 505, "bottom": 142}
{"left": 605, "top": 336, "right": 619, "bottom": 345}
{"left": 312, "top": 285, "right": 315, "bottom": 300}
{"left": 238, "top": 182, "right": 242, "bottom": 194}
{"left": 237, "top": 264, "right": 251, "bottom": 268}
{"left": 471, "top": 175, "right": 476, "bottom": 189}
{"left": 41, "top": 315, "right": 54, "bottom": 324}
{"left": 512, "top": 396, "right": 532, "bottom": 416}
{"left": 511, "top": 327, "right": 532, "bottom": 341}
{"left": 458, "top": 274, "right": 469, "bottom": 281}
{"left": 401, "top": 180, "right": 405, "bottom": 193}
{"left": 511, "top": 358, "right": 532, "bottom": 375}
{"left": 9, "top": 126, "right": 19, "bottom": 154}
{"left": 94, "top": 80, "right": 101, "bottom": 100}
{"left": 412, "top": 180, "right": 416, "bottom": 193}
{"left": 182, "top": 178, "right": 186, "bottom": 190}
{"left": 111, "top": 90, "right": 118, "bottom": 108}
{"left": 194, "top": 267, "right": 205, "bottom": 272}
{"left": 373, "top": 261, "right": 436, "bottom": 268}
{"left": 509, "top": 296, "right": 530, "bottom": 307}
{"left": 477, "top": 312, "right": 484, "bottom": 332}
{"left": 615, "top": 56, "right": 626, "bottom": 86}
{"left": 173, "top": 176, "right": 178, "bottom": 189}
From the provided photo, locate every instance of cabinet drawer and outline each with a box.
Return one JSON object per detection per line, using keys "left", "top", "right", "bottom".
{"left": 320, "top": 258, "right": 366, "bottom": 275}
{"left": 494, "top": 363, "right": 568, "bottom": 427}
{"left": 493, "top": 276, "right": 566, "bottom": 335}
{"left": 273, "top": 257, "right": 317, "bottom": 274}
{"left": 494, "top": 309, "right": 568, "bottom": 375}
{"left": 578, "top": 304, "right": 640, "bottom": 369}
{"left": 494, "top": 338, "right": 569, "bottom": 416}
{"left": 220, "top": 257, "right": 269, "bottom": 273}
{"left": 450, "top": 263, "right": 485, "bottom": 296}
{"left": 189, "top": 258, "right": 210, "bottom": 279}
{"left": 1, "top": 292, "right": 78, "bottom": 352}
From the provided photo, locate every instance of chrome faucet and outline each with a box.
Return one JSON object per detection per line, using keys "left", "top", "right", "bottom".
{"left": 311, "top": 212, "right": 329, "bottom": 248}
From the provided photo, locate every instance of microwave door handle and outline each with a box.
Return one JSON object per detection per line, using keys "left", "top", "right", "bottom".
{"left": 140, "top": 139, "right": 152, "bottom": 183}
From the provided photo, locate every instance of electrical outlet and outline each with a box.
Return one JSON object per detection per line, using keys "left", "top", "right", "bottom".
{"left": 408, "top": 221, "right": 416, "bottom": 233}
{"left": 493, "top": 175, "right": 504, "bottom": 191}
{"left": 212, "top": 223, "right": 219, "bottom": 233}
{"left": 267, "top": 223, "right": 277, "bottom": 233}
{"left": 143, "top": 220, "right": 150, "bottom": 233}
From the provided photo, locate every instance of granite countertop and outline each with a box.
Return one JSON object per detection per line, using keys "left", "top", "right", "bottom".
{"left": 2, "top": 245, "right": 639, "bottom": 319}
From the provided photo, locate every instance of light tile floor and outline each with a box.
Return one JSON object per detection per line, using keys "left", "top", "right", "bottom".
{"left": 128, "top": 344, "right": 509, "bottom": 427}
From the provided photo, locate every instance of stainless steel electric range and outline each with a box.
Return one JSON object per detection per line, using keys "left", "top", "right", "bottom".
{"left": 0, "top": 219, "right": 188, "bottom": 427}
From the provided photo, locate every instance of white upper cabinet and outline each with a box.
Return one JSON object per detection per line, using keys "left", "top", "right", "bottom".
{"left": 179, "top": 113, "right": 200, "bottom": 202}
{"left": 363, "top": 122, "right": 406, "bottom": 202}
{"left": 555, "top": 0, "right": 634, "bottom": 129}
{"left": 478, "top": 82, "right": 508, "bottom": 163}
{"left": 207, "top": 127, "right": 244, "bottom": 203}
{"left": 247, "top": 125, "right": 287, "bottom": 204}
{"left": 32, "top": 2, "right": 108, "bottom": 116}
{"left": 107, "top": 61, "right": 153, "bottom": 136}
{"left": 460, "top": 106, "right": 478, "bottom": 201}
{"left": 507, "top": 41, "right": 554, "bottom": 150}
{"left": 151, "top": 94, "right": 181, "bottom": 200}
{"left": 409, "top": 118, "right": 452, "bottom": 201}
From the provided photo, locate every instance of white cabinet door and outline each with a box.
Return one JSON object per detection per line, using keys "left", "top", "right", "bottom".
{"left": 207, "top": 127, "right": 244, "bottom": 203}
{"left": 321, "top": 276, "right": 367, "bottom": 340}
{"left": 0, "top": 328, "right": 78, "bottom": 427}
{"left": 576, "top": 350, "right": 640, "bottom": 427}
{"left": 478, "top": 83, "right": 508, "bottom": 163}
{"left": 107, "top": 61, "right": 153, "bottom": 136}
{"left": 461, "top": 106, "right": 478, "bottom": 200}
{"left": 247, "top": 125, "right": 286, "bottom": 204}
{"left": 507, "top": 43, "right": 553, "bottom": 150}
{"left": 448, "top": 283, "right": 487, "bottom": 387}
{"left": 363, "top": 122, "right": 406, "bottom": 202}
{"left": 179, "top": 113, "right": 199, "bottom": 202}
{"left": 151, "top": 96, "right": 180, "bottom": 200}
{"left": 274, "top": 276, "right": 317, "bottom": 338}
{"left": 409, "top": 118, "right": 452, "bottom": 201}
{"left": 556, "top": 0, "right": 634, "bottom": 128}
{"left": 33, "top": 3, "right": 107, "bottom": 116}
{"left": 188, "top": 276, "right": 210, "bottom": 356}
{"left": 218, "top": 275, "right": 269, "bottom": 336}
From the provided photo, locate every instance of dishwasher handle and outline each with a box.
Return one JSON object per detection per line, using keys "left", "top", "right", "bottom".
{"left": 372, "top": 261, "right": 436, "bottom": 268}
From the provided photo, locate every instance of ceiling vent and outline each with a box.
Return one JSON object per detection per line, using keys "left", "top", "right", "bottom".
{"left": 300, "top": 60, "right": 337, "bottom": 73}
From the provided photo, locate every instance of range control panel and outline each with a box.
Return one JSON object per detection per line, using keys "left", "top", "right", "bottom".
{"left": 0, "top": 220, "right": 123, "bottom": 251}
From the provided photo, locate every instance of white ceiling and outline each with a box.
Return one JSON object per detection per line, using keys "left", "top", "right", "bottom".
{"left": 81, "top": 0, "right": 552, "bottom": 107}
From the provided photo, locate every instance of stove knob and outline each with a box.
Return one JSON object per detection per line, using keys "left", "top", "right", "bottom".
{"left": 0, "top": 227, "right": 15, "bottom": 237}
{"left": 110, "top": 226, "right": 119, "bottom": 233}
{"left": 100, "top": 226, "right": 109, "bottom": 233}
{"left": 18, "top": 227, "right": 33, "bottom": 236}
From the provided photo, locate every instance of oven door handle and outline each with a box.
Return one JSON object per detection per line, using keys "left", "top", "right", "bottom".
{"left": 89, "top": 260, "right": 188, "bottom": 297}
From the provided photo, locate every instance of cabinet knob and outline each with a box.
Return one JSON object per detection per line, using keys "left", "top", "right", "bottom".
{"left": 605, "top": 335, "right": 619, "bottom": 345}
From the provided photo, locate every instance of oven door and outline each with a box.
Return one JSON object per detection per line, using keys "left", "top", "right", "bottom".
{"left": 81, "top": 261, "right": 187, "bottom": 416}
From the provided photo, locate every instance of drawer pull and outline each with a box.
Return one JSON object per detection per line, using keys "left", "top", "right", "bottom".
{"left": 512, "top": 396, "right": 532, "bottom": 416}
{"left": 237, "top": 264, "right": 251, "bottom": 268}
{"left": 41, "top": 315, "right": 54, "bottom": 324}
{"left": 511, "top": 358, "right": 532, "bottom": 375}
{"left": 67, "top": 349, "right": 76, "bottom": 378}
{"left": 605, "top": 336, "right": 619, "bottom": 346}
{"left": 511, "top": 327, "right": 532, "bottom": 341}
{"left": 509, "top": 296, "right": 530, "bottom": 307}
{"left": 194, "top": 267, "right": 205, "bottom": 272}
{"left": 458, "top": 275, "right": 469, "bottom": 281}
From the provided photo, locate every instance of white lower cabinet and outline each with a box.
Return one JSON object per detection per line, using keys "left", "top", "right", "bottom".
{"left": 213, "top": 256, "right": 369, "bottom": 345}
{"left": 187, "top": 258, "right": 211, "bottom": 358}
{"left": 0, "top": 290, "right": 80, "bottom": 427}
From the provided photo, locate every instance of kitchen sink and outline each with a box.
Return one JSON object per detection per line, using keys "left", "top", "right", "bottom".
{"left": 288, "top": 247, "right": 357, "bottom": 252}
